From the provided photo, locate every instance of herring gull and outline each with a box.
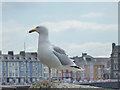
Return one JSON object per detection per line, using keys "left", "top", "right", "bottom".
{"left": 29, "top": 26, "right": 83, "bottom": 81}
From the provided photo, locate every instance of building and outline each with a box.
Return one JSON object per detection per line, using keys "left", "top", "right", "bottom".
{"left": 0, "top": 49, "right": 112, "bottom": 84}
{"left": 42, "top": 65, "right": 62, "bottom": 81}
{"left": 61, "top": 70, "right": 73, "bottom": 81}
{"left": 71, "top": 53, "right": 110, "bottom": 81}
{"left": 110, "top": 43, "right": 120, "bottom": 79}
{"left": 0, "top": 51, "right": 62, "bottom": 85}
{"left": 0, "top": 51, "right": 43, "bottom": 85}
{"left": 0, "top": 51, "right": 2, "bottom": 85}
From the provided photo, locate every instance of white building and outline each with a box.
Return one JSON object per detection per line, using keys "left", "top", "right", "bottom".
{"left": 0, "top": 51, "right": 62, "bottom": 85}
{"left": 0, "top": 51, "right": 43, "bottom": 85}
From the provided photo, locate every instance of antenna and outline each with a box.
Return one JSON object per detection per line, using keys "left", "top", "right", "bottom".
{"left": 24, "top": 42, "right": 26, "bottom": 51}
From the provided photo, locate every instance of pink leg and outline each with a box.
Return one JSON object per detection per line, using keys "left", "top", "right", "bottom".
{"left": 49, "top": 67, "right": 51, "bottom": 81}
{"left": 54, "top": 70, "right": 59, "bottom": 82}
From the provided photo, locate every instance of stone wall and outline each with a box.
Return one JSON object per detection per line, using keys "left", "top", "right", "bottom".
{"left": 80, "top": 81, "right": 120, "bottom": 89}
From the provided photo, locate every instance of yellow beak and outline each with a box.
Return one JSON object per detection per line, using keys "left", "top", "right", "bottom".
{"left": 29, "top": 29, "right": 36, "bottom": 33}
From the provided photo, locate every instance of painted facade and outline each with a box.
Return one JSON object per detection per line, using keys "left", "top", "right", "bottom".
{"left": 0, "top": 50, "right": 111, "bottom": 85}
{"left": 70, "top": 53, "right": 110, "bottom": 81}
{"left": 1, "top": 51, "right": 43, "bottom": 85}
{"left": 0, "top": 51, "right": 62, "bottom": 85}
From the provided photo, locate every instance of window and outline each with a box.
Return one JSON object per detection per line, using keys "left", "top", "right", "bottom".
{"left": 59, "top": 73, "right": 61, "bottom": 77}
{"left": 17, "top": 57, "right": 19, "bottom": 59}
{"left": 44, "top": 68, "right": 46, "bottom": 72}
{"left": 9, "top": 62, "right": 11, "bottom": 66}
{"left": 88, "top": 74, "right": 89, "bottom": 78}
{"left": 9, "top": 72, "right": 12, "bottom": 77}
{"left": 114, "top": 72, "right": 118, "bottom": 78}
{"left": 86, "top": 58, "right": 91, "bottom": 61}
{"left": 16, "top": 73, "right": 18, "bottom": 77}
{"left": 114, "top": 54, "right": 118, "bottom": 57}
{"left": 68, "top": 73, "right": 71, "bottom": 77}
{"left": 36, "top": 67, "right": 38, "bottom": 70}
{"left": 21, "top": 66, "right": 24, "bottom": 71}
{"left": 29, "top": 57, "right": 31, "bottom": 60}
{"left": 52, "top": 69, "right": 55, "bottom": 72}
{"left": 114, "top": 64, "right": 118, "bottom": 70}
{"left": 5, "top": 57, "right": 8, "bottom": 59}
{"left": 52, "top": 73, "right": 56, "bottom": 77}
{"left": 21, "top": 71, "right": 24, "bottom": 76}
{"left": 84, "top": 74, "right": 86, "bottom": 78}
{"left": 63, "top": 73, "right": 66, "bottom": 77}
{"left": 13, "top": 73, "right": 14, "bottom": 76}
{"left": 114, "top": 59, "right": 118, "bottom": 63}
{"left": 36, "top": 72, "right": 38, "bottom": 76}
{"left": 32, "top": 62, "right": 35, "bottom": 66}
{"left": 11, "top": 57, "right": 14, "bottom": 59}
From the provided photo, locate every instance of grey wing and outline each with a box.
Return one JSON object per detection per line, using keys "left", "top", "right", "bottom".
{"left": 53, "top": 46, "right": 66, "bottom": 54}
{"left": 53, "top": 46, "right": 75, "bottom": 66}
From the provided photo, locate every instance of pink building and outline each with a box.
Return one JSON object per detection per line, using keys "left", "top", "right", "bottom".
{"left": 70, "top": 53, "right": 110, "bottom": 81}
{"left": 61, "top": 70, "right": 73, "bottom": 80}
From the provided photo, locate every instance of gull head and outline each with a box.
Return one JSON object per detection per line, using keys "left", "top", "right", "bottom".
{"left": 29, "top": 26, "right": 48, "bottom": 35}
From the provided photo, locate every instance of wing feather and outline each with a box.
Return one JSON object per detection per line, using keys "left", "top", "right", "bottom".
{"left": 53, "top": 46, "right": 75, "bottom": 66}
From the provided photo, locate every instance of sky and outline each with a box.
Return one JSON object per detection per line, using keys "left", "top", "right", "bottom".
{"left": 1, "top": 2, "right": 118, "bottom": 57}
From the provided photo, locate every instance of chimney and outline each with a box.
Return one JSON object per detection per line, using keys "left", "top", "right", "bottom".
{"left": 112, "top": 43, "right": 116, "bottom": 52}
{"left": 82, "top": 53, "right": 87, "bottom": 56}
{"left": 8, "top": 51, "right": 14, "bottom": 56}
{"left": 20, "top": 51, "right": 25, "bottom": 56}
{"left": 31, "top": 52, "right": 37, "bottom": 57}
{"left": 0, "top": 50, "right": 1, "bottom": 55}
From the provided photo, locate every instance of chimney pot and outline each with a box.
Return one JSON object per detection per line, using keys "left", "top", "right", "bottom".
{"left": 8, "top": 51, "right": 14, "bottom": 56}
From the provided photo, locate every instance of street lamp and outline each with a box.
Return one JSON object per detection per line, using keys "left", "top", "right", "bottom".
{"left": 118, "top": 52, "right": 120, "bottom": 88}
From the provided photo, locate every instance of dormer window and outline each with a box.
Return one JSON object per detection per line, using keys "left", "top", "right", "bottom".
{"left": 17, "top": 57, "right": 19, "bottom": 59}
{"left": 29, "top": 57, "right": 31, "bottom": 60}
{"left": 23, "top": 57, "right": 25, "bottom": 59}
{"left": 86, "top": 58, "right": 91, "bottom": 61}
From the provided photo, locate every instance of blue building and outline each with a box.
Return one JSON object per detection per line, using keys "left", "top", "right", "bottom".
{"left": 0, "top": 51, "right": 43, "bottom": 85}
{"left": 0, "top": 50, "right": 62, "bottom": 85}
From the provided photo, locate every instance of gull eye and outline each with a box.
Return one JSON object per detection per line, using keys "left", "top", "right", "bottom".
{"left": 36, "top": 26, "right": 39, "bottom": 28}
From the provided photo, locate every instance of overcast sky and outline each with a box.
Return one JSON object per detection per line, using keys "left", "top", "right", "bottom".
{"left": 1, "top": 2, "right": 118, "bottom": 57}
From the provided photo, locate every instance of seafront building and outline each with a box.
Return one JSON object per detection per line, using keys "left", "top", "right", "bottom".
{"left": 0, "top": 54, "right": 2, "bottom": 85}
{"left": 58, "top": 53, "right": 110, "bottom": 82}
{"left": 0, "top": 43, "right": 115, "bottom": 85}
{"left": 0, "top": 51, "right": 43, "bottom": 85}
{"left": 110, "top": 43, "right": 120, "bottom": 79}
{"left": 70, "top": 53, "right": 110, "bottom": 81}
{"left": 0, "top": 51, "right": 62, "bottom": 85}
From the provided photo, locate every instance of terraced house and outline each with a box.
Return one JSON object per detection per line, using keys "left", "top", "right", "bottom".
{"left": 71, "top": 53, "right": 110, "bottom": 81}
{"left": 0, "top": 51, "right": 43, "bottom": 85}
{"left": 0, "top": 51, "right": 62, "bottom": 85}
{"left": 0, "top": 46, "right": 112, "bottom": 85}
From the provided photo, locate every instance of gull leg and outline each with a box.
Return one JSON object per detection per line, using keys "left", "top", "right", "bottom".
{"left": 57, "top": 70, "right": 59, "bottom": 81}
{"left": 54, "top": 70, "right": 59, "bottom": 82}
{"left": 49, "top": 67, "right": 51, "bottom": 81}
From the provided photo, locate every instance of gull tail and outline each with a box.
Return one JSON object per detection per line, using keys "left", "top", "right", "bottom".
{"left": 70, "top": 66, "right": 84, "bottom": 71}
{"left": 70, "top": 66, "right": 82, "bottom": 70}
{"left": 58, "top": 65, "right": 84, "bottom": 72}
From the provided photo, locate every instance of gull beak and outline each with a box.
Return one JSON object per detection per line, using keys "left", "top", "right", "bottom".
{"left": 29, "top": 29, "right": 36, "bottom": 33}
